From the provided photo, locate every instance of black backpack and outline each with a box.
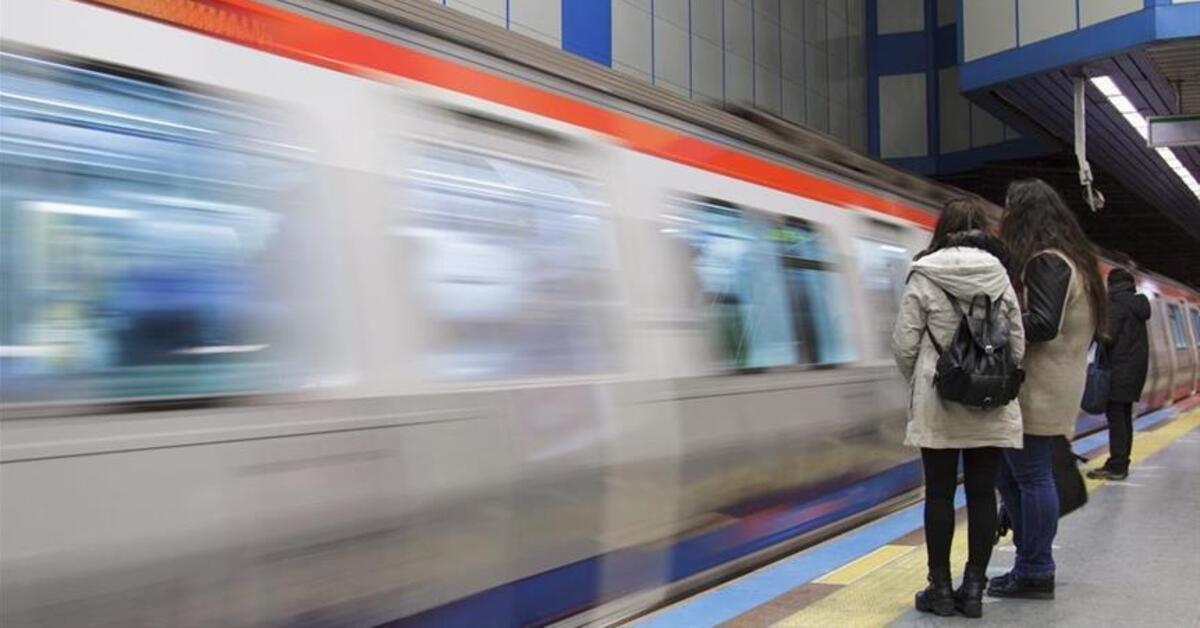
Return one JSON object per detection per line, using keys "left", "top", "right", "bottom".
{"left": 925, "top": 287, "right": 1024, "bottom": 410}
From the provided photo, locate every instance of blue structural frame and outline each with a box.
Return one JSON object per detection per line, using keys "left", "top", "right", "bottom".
{"left": 867, "top": 0, "right": 1046, "bottom": 175}
{"left": 957, "top": 1, "right": 1200, "bottom": 93}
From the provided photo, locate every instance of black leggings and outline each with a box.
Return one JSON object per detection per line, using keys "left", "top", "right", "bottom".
{"left": 920, "top": 447, "right": 1001, "bottom": 572}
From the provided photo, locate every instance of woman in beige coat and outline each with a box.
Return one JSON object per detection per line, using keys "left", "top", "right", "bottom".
{"left": 892, "top": 198, "right": 1025, "bottom": 618}
{"left": 987, "top": 179, "right": 1106, "bottom": 601}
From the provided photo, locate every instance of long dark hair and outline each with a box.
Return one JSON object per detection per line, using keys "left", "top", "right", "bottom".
{"left": 1001, "top": 179, "right": 1107, "bottom": 337}
{"left": 914, "top": 197, "right": 1006, "bottom": 263}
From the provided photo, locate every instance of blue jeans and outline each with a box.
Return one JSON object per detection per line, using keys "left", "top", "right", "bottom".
{"left": 997, "top": 435, "right": 1059, "bottom": 578}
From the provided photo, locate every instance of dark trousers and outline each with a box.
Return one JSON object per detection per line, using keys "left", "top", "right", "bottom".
{"left": 996, "top": 435, "right": 1059, "bottom": 578}
{"left": 920, "top": 447, "right": 1001, "bottom": 572}
{"left": 1105, "top": 401, "right": 1134, "bottom": 473}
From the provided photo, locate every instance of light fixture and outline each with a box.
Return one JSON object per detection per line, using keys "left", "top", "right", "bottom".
{"left": 1089, "top": 76, "right": 1200, "bottom": 199}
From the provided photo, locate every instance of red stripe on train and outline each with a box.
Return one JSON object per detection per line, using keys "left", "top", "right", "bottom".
{"left": 77, "top": 0, "right": 937, "bottom": 228}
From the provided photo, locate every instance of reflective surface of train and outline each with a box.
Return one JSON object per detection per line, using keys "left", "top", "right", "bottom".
{"left": 2, "top": 1, "right": 1199, "bottom": 626}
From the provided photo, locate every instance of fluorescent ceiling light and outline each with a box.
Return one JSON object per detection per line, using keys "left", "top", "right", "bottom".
{"left": 1089, "top": 76, "right": 1200, "bottom": 201}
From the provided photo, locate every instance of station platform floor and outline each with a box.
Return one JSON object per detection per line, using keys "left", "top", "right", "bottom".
{"left": 631, "top": 400, "right": 1200, "bottom": 628}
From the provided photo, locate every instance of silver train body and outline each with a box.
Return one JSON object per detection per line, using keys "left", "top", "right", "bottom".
{"left": 2, "top": 1, "right": 1198, "bottom": 626}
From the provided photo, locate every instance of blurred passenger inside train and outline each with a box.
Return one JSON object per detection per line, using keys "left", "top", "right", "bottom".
{"left": 892, "top": 198, "right": 1025, "bottom": 618}
{"left": 1087, "top": 268, "right": 1151, "bottom": 481}
{"left": 992, "top": 179, "right": 1108, "bottom": 600}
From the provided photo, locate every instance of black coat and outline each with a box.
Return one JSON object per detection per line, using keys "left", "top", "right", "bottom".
{"left": 1103, "top": 278, "right": 1151, "bottom": 403}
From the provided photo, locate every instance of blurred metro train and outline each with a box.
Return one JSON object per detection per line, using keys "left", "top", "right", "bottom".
{"left": 2, "top": 1, "right": 1199, "bottom": 626}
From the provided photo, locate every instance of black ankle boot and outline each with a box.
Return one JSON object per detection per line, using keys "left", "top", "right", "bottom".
{"left": 986, "top": 571, "right": 1055, "bottom": 600}
{"left": 915, "top": 567, "right": 955, "bottom": 617}
{"left": 955, "top": 565, "right": 988, "bottom": 618}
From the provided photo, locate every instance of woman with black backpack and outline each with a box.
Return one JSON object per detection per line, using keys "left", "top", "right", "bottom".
{"left": 892, "top": 198, "right": 1026, "bottom": 618}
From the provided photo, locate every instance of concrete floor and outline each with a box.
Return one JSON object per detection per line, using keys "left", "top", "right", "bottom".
{"left": 889, "top": 427, "right": 1200, "bottom": 628}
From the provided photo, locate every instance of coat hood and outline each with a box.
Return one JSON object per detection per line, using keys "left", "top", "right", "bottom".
{"left": 1111, "top": 284, "right": 1151, "bottom": 321}
{"left": 910, "top": 246, "right": 1011, "bottom": 303}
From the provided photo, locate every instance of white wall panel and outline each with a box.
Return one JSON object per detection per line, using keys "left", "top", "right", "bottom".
{"left": 613, "top": 0, "right": 653, "bottom": 82}
{"left": 724, "top": 0, "right": 755, "bottom": 105}
{"left": 655, "top": 0, "right": 691, "bottom": 95}
{"left": 963, "top": 0, "right": 1016, "bottom": 61}
{"left": 509, "top": 0, "right": 561, "bottom": 46}
{"left": 446, "top": 0, "right": 506, "bottom": 26}
{"left": 939, "top": 67, "right": 970, "bottom": 153}
{"left": 879, "top": 73, "right": 927, "bottom": 158}
{"left": 970, "top": 103, "right": 1005, "bottom": 146}
{"left": 1018, "top": 0, "right": 1075, "bottom": 45}
{"left": 877, "top": 0, "right": 924, "bottom": 34}
{"left": 1080, "top": 0, "right": 1141, "bottom": 27}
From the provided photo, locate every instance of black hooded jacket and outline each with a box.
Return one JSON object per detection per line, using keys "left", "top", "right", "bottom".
{"left": 1103, "top": 276, "right": 1151, "bottom": 403}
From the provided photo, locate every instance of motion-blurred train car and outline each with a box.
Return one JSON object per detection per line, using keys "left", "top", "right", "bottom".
{"left": 2, "top": 1, "right": 1198, "bottom": 626}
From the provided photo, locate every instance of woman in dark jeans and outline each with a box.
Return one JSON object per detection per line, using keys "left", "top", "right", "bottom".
{"left": 992, "top": 179, "right": 1107, "bottom": 599}
{"left": 892, "top": 198, "right": 1026, "bottom": 617}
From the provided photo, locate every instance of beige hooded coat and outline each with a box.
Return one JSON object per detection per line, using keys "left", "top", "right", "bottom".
{"left": 892, "top": 246, "right": 1026, "bottom": 449}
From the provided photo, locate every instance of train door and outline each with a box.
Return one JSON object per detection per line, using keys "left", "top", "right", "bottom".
{"left": 1190, "top": 306, "right": 1200, "bottom": 394}
{"left": 1166, "top": 301, "right": 1196, "bottom": 401}
{"left": 851, "top": 219, "right": 912, "bottom": 362}
{"left": 1144, "top": 294, "right": 1174, "bottom": 409}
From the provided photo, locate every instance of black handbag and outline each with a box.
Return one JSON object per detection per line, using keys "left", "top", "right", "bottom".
{"left": 1080, "top": 342, "right": 1110, "bottom": 415}
{"left": 1051, "top": 435, "right": 1088, "bottom": 517}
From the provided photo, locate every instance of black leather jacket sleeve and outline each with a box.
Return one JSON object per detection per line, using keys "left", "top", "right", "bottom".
{"left": 1022, "top": 253, "right": 1072, "bottom": 343}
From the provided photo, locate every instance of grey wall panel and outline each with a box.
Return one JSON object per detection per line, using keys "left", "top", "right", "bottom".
{"left": 804, "top": 41, "right": 827, "bottom": 101}
{"left": 877, "top": 0, "right": 924, "bottom": 34}
{"left": 807, "top": 87, "right": 830, "bottom": 132}
{"left": 827, "top": 9, "right": 848, "bottom": 106}
{"left": 691, "top": 0, "right": 724, "bottom": 101}
{"left": 1080, "top": 0, "right": 1141, "bottom": 27}
{"left": 783, "top": 77, "right": 806, "bottom": 122}
{"left": 937, "top": 0, "right": 956, "bottom": 26}
{"left": 509, "top": 0, "right": 561, "bottom": 46}
{"left": 692, "top": 36, "right": 724, "bottom": 102}
{"left": 829, "top": 95, "right": 850, "bottom": 142}
{"left": 938, "top": 67, "right": 970, "bottom": 153}
{"left": 614, "top": 0, "right": 653, "bottom": 82}
{"left": 781, "top": 0, "right": 805, "bottom": 83}
{"left": 851, "top": 111, "right": 868, "bottom": 151}
{"left": 1017, "top": 0, "right": 1075, "bottom": 45}
{"left": 970, "top": 103, "right": 1005, "bottom": 147}
{"left": 805, "top": 0, "right": 827, "bottom": 44}
{"left": 655, "top": 0, "right": 692, "bottom": 96}
{"left": 963, "top": 0, "right": 1016, "bottom": 61}
{"left": 754, "top": 2, "right": 782, "bottom": 113}
{"left": 879, "top": 73, "right": 927, "bottom": 158}
{"left": 724, "top": 0, "right": 755, "bottom": 105}
{"left": 446, "top": 0, "right": 506, "bottom": 26}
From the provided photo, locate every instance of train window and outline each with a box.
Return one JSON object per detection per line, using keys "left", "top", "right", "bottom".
{"left": 661, "top": 199, "right": 849, "bottom": 369}
{"left": 401, "top": 144, "right": 616, "bottom": 379}
{"left": 855, "top": 238, "right": 910, "bottom": 357}
{"left": 775, "top": 219, "right": 853, "bottom": 365}
{"left": 1167, "top": 305, "right": 1189, "bottom": 350}
{"left": 0, "top": 52, "right": 326, "bottom": 404}
{"left": 1191, "top": 309, "right": 1200, "bottom": 347}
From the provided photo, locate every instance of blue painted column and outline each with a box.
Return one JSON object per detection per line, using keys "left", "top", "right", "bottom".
{"left": 562, "top": 0, "right": 612, "bottom": 67}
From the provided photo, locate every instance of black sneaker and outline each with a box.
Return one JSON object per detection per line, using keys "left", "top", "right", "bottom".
{"left": 1086, "top": 467, "right": 1128, "bottom": 480}
{"left": 986, "top": 571, "right": 1054, "bottom": 600}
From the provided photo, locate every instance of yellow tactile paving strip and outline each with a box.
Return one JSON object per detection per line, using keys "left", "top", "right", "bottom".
{"left": 772, "top": 407, "right": 1200, "bottom": 628}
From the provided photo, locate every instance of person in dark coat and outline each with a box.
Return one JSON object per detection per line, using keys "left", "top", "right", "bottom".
{"left": 1087, "top": 268, "right": 1150, "bottom": 480}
